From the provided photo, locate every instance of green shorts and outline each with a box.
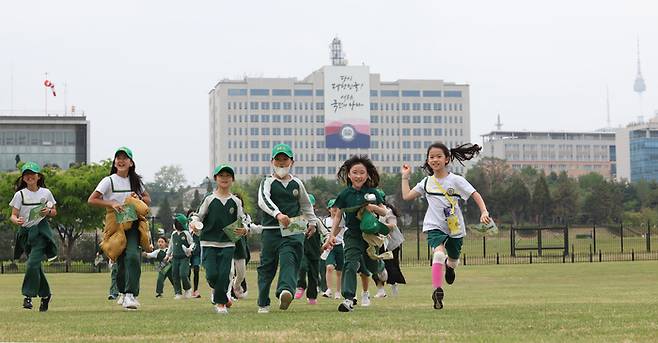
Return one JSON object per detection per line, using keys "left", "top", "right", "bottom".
{"left": 427, "top": 230, "right": 463, "bottom": 260}
{"left": 325, "top": 244, "right": 344, "bottom": 271}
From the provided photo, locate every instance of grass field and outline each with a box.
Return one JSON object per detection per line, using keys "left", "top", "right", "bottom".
{"left": 1, "top": 262, "right": 657, "bottom": 342}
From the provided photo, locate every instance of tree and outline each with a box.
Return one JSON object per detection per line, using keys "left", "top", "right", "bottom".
{"left": 190, "top": 189, "right": 201, "bottom": 211}
{"left": 505, "top": 174, "right": 531, "bottom": 225}
{"left": 158, "top": 197, "right": 174, "bottom": 234}
{"left": 552, "top": 172, "right": 579, "bottom": 224}
{"left": 153, "top": 165, "right": 187, "bottom": 192}
{"left": 530, "top": 174, "right": 552, "bottom": 224}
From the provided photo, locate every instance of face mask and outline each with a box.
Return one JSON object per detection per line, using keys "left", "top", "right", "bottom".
{"left": 274, "top": 166, "right": 290, "bottom": 178}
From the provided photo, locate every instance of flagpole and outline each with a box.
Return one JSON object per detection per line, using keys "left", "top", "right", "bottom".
{"left": 44, "top": 72, "right": 48, "bottom": 115}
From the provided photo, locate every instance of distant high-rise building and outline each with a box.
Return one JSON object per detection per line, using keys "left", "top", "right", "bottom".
{"left": 481, "top": 130, "right": 616, "bottom": 178}
{"left": 615, "top": 112, "right": 658, "bottom": 182}
{"left": 0, "top": 114, "right": 90, "bottom": 171}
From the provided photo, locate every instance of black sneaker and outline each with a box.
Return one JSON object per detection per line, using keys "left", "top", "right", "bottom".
{"left": 108, "top": 294, "right": 117, "bottom": 300}
{"left": 39, "top": 295, "right": 51, "bottom": 312}
{"left": 23, "top": 297, "right": 33, "bottom": 310}
{"left": 155, "top": 293, "right": 162, "bottom": 298}
{"left": 432, "top": 287, "right": 444, "bottom": 310}
{"left": 445, "top": 264, "right": 456, "bottom": 285}
{"left": 338, "top": 299, "right": 354, "bottom": 312}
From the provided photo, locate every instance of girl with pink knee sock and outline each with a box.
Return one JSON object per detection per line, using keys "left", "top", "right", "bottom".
{"left": 401, "top": 142, "right": 491, "bottom": 309}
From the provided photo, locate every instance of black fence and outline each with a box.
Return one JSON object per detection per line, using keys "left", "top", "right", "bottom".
{"left": 1, "top": 221, "right": 656, "bottom": 274}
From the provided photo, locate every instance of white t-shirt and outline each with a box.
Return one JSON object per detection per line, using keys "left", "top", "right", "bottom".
{"left": 9, "top": 187, "right": 57, "bottom": 228}
{"left": 412, "top": 173, "right": 476, "bottom": 237}
{"left": 94, "top": 174, "right": 143, "bottom": 204}
{"left": 324, "top": 216, "right": 346, "bottom": 245}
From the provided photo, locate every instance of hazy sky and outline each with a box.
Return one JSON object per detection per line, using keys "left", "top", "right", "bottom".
{"left": 1, "top": 0, "right": 656, "bottom": 184}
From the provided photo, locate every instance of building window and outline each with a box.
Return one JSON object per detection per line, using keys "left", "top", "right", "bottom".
{"left": 402, "top": 141, "right": 411, "bottom": 149}
{"left": 261, "top": 114, "right": 270, "bottom": 122}
{"left": 402, "top": 90, "right": 421, "bottom": 97}
{"left": 315, "top": 89, "right": 324, "bottom": 96}
{"left": 371, "top": 128, "right": 378, "bottom": 136}
{"left": 283, "top": 115, "right": 292, "bottom": 122}
{"left": 412, "top": 103, "right": 421, "bottom": 111}
{"left": 273, "top": 128, "right": 281, "bottom": 135}
{"left": 250, "top": 115, "right": 259, "bottom": 122}
{"left": 317, "top": 167, "right": 326, "bottom": 174}
{"left": 294, "top": 89, "right": 313, "bottom": 96}
{"left": 423, "top": 128, "right": 432, "bottom": 136}
{"left": 423, "top": 90, "right": 442, "bottom": 97}
{"left": 272, "top": 102, "right": 281, "bottom": 110}
{"left": 316, "top": 128, "right": 324, "bottom": 135}
{"left": 370, "top": 103, "right": 379, "bottom": 111}
{"left": 283, "top": 128, "right": 292, "bottom": 135}
{"left": 380, "top": 90, "right": 399, "bottom": 97}
{"left": 316, "top": 102, "right": 324, "bottom": 110}
{"left": 370, "top": 90, "right": 378, "bottom": 97}
{"left": 371, "top": 115, "right": 379, "bottom": 123}
{"left": 402, "top": 128, "right": 411, "bottom": 135}
{"left": 423, "top": 103, "right": 432, "bottom": 111}
{"left": 445, "top": 90, "right": 462, "bottom": 98}
{"left": 433, "top": 103, "right": 442, "bottom": 111}
{"left": 412, "top": 116, "right": 421, "bottom": 123}
{"left": 250, "top": 128, "right": 258, "bottom": 136}
{"left": 250, "top": 102, "right": 259, "bottom": 110}
{"left": 306, "top": 167, "right": 315, "bottom": 174}
{"left": 272, "top": 115, "right": 281, "bottom": 122}
{"left": 316, "top": 115, "right": 324, "bottom": 123}
{"left": 261, "top": 102, "right": 270, "bottom": 110}
{"left": 402, "top": 115, "right": 410, "bottom": 124}
{"left": 249, "top": 89, "right": 269, "bottom": 96}
{"left": 262, "top": 141, "right": 270, "bottom": 148}
{"left": 272, "top": 89, "right": 291, "bottom": 96}
{"left": 283, "top": 102, "right": 292, "bottom": 110}
{"left": 434, "top": 128, "right": 442, "bottom": 136}
{"left": 228, "top": 88, "right": 247, "bottom": 96}
{"left": 402, "top": 103, "right": 410, "bottom": 111}
{"left": 413, "top": 129, "right": 421, "bottom": 136}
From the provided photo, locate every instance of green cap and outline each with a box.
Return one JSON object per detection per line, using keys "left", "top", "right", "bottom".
{"left": 308, "top": 194, "right": 316, "bottom": 206}
{"left": 115, "top": 147, "right": 133, "bottom": 159}
{"left": 271, "top": 143, "right": 293, "bottom": 159}
{"left": 21, "top": 161, "right": 42, "bottom": 174}
{"left": 173, "top": 213, "right": 189, "bottom": 229}
{"left": 327, "top": 199, "right": 336, "bottom": 208}
{"left": 213, "top": 164, "right": 235, "bottom": 177}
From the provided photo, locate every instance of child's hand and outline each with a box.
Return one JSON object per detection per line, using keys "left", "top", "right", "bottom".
{"left": 305, "top": 225, "right": 316, "bottom": 238}
{"left": 322, "top": 235, "right": 336, "bottom": 250}
{"left": 276, "top": 214, "right": 290, "bottom": 227}
{"left": 365, "top": 204, "right": 381, "bottom": 214}
{"left": 141, "top": 252, "right": 147, "bottom": 258}
{"left": 480, "top": 211, "right": 491, "bottom": 225}
{"left": 235, "top": 227, "right": 248, "bottom": 236}
{"left": 40, "top": 207, "right": 50, "bottom": 217}
{"left": 111, "top": 201, "right": 124, "bottom": 213}
{"left": 13, "top": 216, "right": 25, "bottom": 226}
{"left": 401, "top": 164, "right": 412, "bottom": 178}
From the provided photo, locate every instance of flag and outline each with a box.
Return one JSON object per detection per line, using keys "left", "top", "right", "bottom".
{"left": 44, "top": 79, "right": 56, "bottom": 96}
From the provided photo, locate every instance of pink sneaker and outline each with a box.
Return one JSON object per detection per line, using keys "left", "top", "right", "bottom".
{"left": 308, "top": 298, "right": 317, "bottom": 305}
{"left": 294, "top": 288, "right": 305, "bottom": 299}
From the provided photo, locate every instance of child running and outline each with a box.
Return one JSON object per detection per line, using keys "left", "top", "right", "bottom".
{"left": 295, "top": 194, "right": 328, "bottom": 305}
{"left": 257, "top": 143, "right": 318, "bottom": 313}
{"left": 192, "top": 164, "right": 248, "bottom": 314}
{"left": 88, "top": 147, "right": 152, "bottom": 311}
{"left": 321, "top": 199, "right": 344, "bottom": 300}
{"left": 9, "top": 162, "right": 58, "bottom": 312}
{"left": 323, "top": 155, "right": 388, "bottom": 312}
{"left": 401, "top": 142, "right": 490, "bottom": 309}
{"left": 142, "top": 236, "right": 174, "bottom": 298}
{"left": 166, "top": 214, "right": 195, "bottom": 299}
{"left": 187, "top": 210, "right": 202, "bottom": 298}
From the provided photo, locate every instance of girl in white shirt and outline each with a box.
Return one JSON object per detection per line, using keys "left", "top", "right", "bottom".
{"left": 401, "top": 142, "right": 491, "bottom": 310}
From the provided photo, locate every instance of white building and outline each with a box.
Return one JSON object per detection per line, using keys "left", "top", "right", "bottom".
{"left": 481, "top": 130, "right": 616, "bottom": 178}
{"left": 208, "top": 39, "right": 471, "bottom": 179}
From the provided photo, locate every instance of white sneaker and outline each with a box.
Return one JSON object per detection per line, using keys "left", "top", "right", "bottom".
{"left": 334, "top": 292, "right": 342, "bottom": 300}
{"left": 133, "top": 296, "right": 141, "bottom": 306}
{"left": 361, "top": 291, "right": 371, "bottom": 307}
{"left": 122, "top": 293, "right": 138, "bottom": 310}
{"left": 257, "top": 306, "right": 270, "bottom": 314}
{"left": 210, "top": 288, "right": 214, "bottom": 304}
{"left": 184, "top": 289, "right": 193, "bottom": 299}
{"left": 391, "top": 284, "right": 399, "bottom": 296}
{"left": 374, "top": 287, "right": 387, "bottom": 298}
{"left": 377, "top": 269, "right": 388, "bottom": 283}
{"left": 214, "top": 305, "right": 228, "bottom": 314}
{"left": 116, "top": 293, "right": 124, "bottom": 305}
{"left": 322, "top": 289, "right": 332, "bottom": 298}
{"left": 174, "top": 294, "right": 183, "bottom": 300}
{"left": 279, "top": 290, "right": 293, "bottom": 310}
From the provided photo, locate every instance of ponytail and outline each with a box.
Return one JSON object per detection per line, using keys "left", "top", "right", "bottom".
{"left": 421, "top": 142, "right": 482, "bottom": 175}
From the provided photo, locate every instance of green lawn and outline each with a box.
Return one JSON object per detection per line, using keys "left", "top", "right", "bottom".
{"left": 1, "top": 262, "right": 657, "bottom": 342}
